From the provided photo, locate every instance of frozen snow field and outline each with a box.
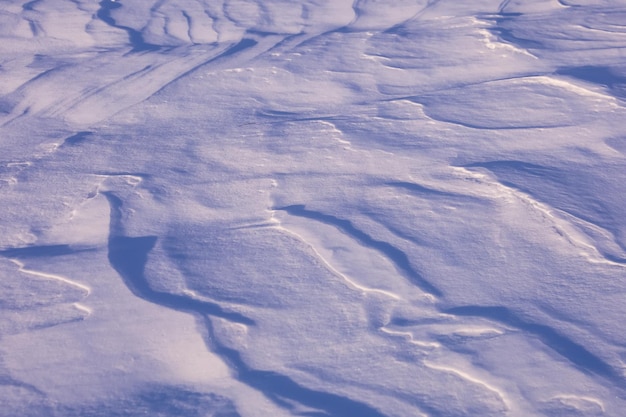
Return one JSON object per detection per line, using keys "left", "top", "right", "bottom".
{"left": 1, "top": 0, "right": 626, "bottom": 416}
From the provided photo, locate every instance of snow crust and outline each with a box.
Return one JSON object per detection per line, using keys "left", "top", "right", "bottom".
{"left": 1, "top": 0, "right": 626, "bottom": 416}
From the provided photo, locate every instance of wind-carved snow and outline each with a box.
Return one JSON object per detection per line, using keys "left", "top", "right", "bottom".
{"left": 1, "top": 0, "right": 626, "bottom": 416}
{"left": 0, "top": 256, "right": 90, "bottom": 336}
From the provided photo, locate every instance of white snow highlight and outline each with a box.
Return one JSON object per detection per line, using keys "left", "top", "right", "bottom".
{"left": 1, "top": 0, "right": 625, "bottom": 416}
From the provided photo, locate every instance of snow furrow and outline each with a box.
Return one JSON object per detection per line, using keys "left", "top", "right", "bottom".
{"left": 104, "top": 192, "right": 255, "bottom": 326}
{"left": 446, "top": 305, "right": 624, "bottom": 384}
{"left": 2, "top": 0, "right": 626, "bottom": 415}
{"left": 274, "top": 204, "right": 442, "bottom": 297}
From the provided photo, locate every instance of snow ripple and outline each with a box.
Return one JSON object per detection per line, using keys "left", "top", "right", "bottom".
{"left": 2, "top": 0, "right": 626, "bottom": 415}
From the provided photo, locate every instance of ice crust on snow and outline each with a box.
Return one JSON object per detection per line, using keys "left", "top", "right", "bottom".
{"left": 1, "top": 0, "right": 626, "bottom": 416}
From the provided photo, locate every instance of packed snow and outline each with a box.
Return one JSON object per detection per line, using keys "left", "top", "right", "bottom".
{"left": 1, "top": 0, "right": 626, "bottom": 416}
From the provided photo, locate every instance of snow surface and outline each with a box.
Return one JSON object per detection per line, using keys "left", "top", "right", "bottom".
{"left": 1, "top": 0, "right": 626, "bottom": 416}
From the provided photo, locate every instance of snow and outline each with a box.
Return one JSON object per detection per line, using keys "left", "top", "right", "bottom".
{"left": 1, "top": 0, "right": 626, "bottom": 416}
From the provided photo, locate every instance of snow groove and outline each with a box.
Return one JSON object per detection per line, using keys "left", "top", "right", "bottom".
{"left": 446, "top": 305, "right": 623, "bottom": 384}
{"left": 3, "top": 0, "right": 626, "bottom": 415}
{"left": 459, "top": 162, "right": 626, "bottom": 266}
{"left": 104, "top": 192, "right": 255, "bottom": 326}
{"left": 0, "top": 248, "right": 91, "bottom": 336}
{"left": 96, "top": 0, "right": 160, "bottom": 52}
{"left": 205, "top": 321, "right": 390, "bottom": 417}
{"left": 274, "top": 204, "right": 442, "bottom": 297}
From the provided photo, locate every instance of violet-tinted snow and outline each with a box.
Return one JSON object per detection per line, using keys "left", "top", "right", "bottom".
{"left": 1, "top": 1, "right": 626, "bottom": 416}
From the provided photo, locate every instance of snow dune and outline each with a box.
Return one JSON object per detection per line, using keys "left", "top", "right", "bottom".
{"left": 1, "top": 0, "right": 626, "bottom": 416}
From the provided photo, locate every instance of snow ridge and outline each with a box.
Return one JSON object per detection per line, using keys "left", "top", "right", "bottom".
{"left": 1, "top": 0, "right": 626, "bottom": 416}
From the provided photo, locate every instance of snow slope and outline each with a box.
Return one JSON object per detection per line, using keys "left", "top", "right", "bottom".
{"left": 1, "top": 0, "right": 626, "bottom": 416}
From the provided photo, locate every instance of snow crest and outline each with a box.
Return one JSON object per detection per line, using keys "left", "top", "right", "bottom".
{"left": 1, "top": 0, "right": 626, "bottom": 416}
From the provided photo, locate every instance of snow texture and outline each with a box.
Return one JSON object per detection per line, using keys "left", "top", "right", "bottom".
{"left": 1, "top": 0, "right": 626, "bottom": 416}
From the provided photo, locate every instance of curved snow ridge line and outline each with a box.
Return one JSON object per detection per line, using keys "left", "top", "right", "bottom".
{"left": 385, "top": 180, "right": 480, "bottom": 200}
{"left": 446, "top": 305, "right": 624, "bottom": 384}
{"left": 205, "top": 317, "right": 390, "bottom": 417}
{"left": 1, "top": 159, "right": 48, "bottom": 188}
{"left": 549, "top": 394, "right": 605, "bottom": 413}
{"left": 180, "top": 289, "right": 249, "bottom": 312}
{"left": 8, "top": 258, "right": 92, "bottom": 296}
{"left": 478, "top": 15, "right": 541, "bottom": 59}
{"left": 91, "top": 172, "right": 147, "bottom": 202}
{"left": 0, "top": 177, "right": 17, "bottom": 187}
{"left": 452, "top": 166, "right": 626, "bottom": 268}
{"left": 107, "top": 235, "right": 255, "bottom": 325}
{"left": 419, "top": 112, "right": 566, "bottom": 131}
{"left": 529, "top": 75, "right": 620, "bottom": 105}
{"left": 96, "top": 0, "right": 161, "bottom": 52}
{"left": 457, "top": 161, "right": 626, "bottom": 262}
{"left": 103, "top": 192, "right": 255, "bottom": 326}
{"left": 548, "top": 205, "right": 626, "bottom": 265}
{"left": 422, "top": 72, "right": 618, "bottom": 100}
{"left": 380, "top": 327, "right": 440, "bottom": 348}
{"left": 5, "top": 161, "right": 32, "bottom": 169}
{"left": 423, "top": 360, "right": 511, "bottom": 410}
{"left": 66, "top": 36, "right": 278, "bottom": 127}
{"left": 0, "top": 375, "right": 48, "bottom": 399}
{"left": 72, "top": 302, "right": 93, "bottom": 315}
{"left": 444, "top": 326, "right": 504, "bottom": 337}
{"left": 268, "top": 207, "right": 400, "bottom": 300}
{"left": 555, "top": 65, "right": 626, "bottom": 102}
{"left": 96, "top": 172, "right": 146, "bottom": 189}
{"left": 274, "top": 204, "right": 443, "bottom": 298}
{"left": 60, "top": 42, "right": 249, "bottom": 126}
{"left": 2, "top": 37, "right": 269, "bottom": 128}
{"left": 412, "top": 77, "right": 617, "bottom": 131}
{"left": 0, "top": 161, "right": 30, "bottom": 187}
{"left": 471, "top": 17, "right": 538, "bottom": 58}
{"left": 347, "top": 0, "right": 428, "bottom": 32}
{"left": 382, "top": 322, "right": 504, "bottom": 351}
{"left": 270, "top": 221, "right": 401, "bottom": 301}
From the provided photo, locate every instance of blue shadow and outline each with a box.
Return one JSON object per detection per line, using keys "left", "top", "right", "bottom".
{"left": 275, "top": 204, "right": 442, "bottom": 297}
{"left": 446, "top": 305, "right": 621, "bottom": 382}
{"left": 63, "top": 131, "right": 93, "bottom": 146}
{"left": 104, "top": 193, "right": 254, "bottom": 325}
{"left": 205, "top": 320, "right": 389, "bottom": 417}
{"left": 96, "top": 0, "right": 160, "bottom": 52}
{"left": 0, "top": 244, "right": 92, "bottom": 258}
